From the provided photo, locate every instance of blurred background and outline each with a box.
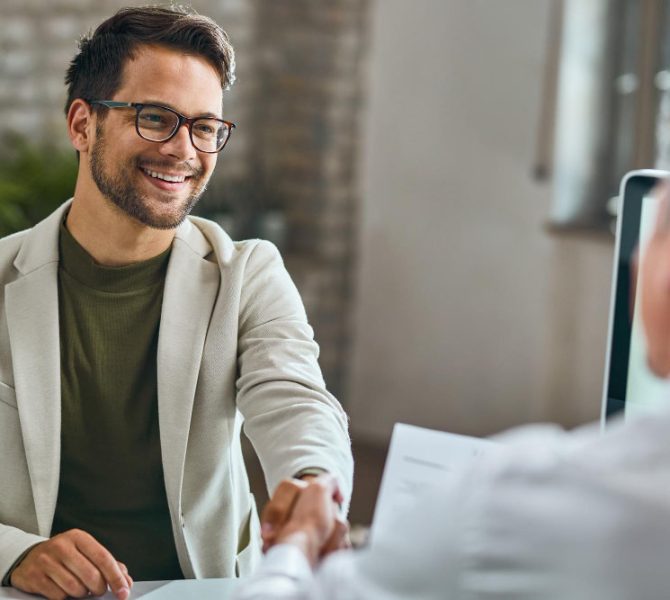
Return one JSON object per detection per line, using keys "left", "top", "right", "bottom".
{"left": 2, "top": 0, "right": 670, "bottom": 526}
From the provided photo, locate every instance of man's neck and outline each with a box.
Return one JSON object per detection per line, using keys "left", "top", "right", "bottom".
{"left": 65, "top": 197, "right": 176, "bottom": 267}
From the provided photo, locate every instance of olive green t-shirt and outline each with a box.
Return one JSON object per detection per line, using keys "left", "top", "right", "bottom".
{"left": 51, "top": 221, "right": 183, "bottom": 581}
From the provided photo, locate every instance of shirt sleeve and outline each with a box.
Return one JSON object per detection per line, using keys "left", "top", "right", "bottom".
{"left": 233, "top": 544, "right": 366, "bottom": 600}
{"left": 231, "top": 545, "right": 318, "bottom": 600}
{"left": 293, "top": 468, "right": 328, "bottom": 479}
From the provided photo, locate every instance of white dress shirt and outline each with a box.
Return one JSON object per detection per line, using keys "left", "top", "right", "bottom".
{"left": 234, "top": 409, "right": 670, "bottom": 599}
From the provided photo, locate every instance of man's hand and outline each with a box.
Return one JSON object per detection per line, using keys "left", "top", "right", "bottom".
{"left": 10, "top": 529, "right": 132, "bottom": 600}
{"left": 642, "top": 180, "right": 670, "bottom": 377}
{"left": 261, "top": 477, "right": 309, "bottom": 553}
{"left": 261, "top": 475, "right": 348, "bottom": 566}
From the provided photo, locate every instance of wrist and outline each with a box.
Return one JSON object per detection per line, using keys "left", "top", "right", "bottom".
{"left": 275, "top": 525, "right": 323, "bottom": 567}
{"left": 4, "top": 543, "right": 42, "bottom": 587}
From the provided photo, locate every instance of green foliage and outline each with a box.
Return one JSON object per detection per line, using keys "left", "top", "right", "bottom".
{"left": 0, "top": 133, "right": 77, "bottom": 237}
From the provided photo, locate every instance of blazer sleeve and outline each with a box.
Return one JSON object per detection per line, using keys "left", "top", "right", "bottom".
{"left": 0, "top": 525, "right": 47, "bottom": 586}
{"left": 234, "top": 240, "right": 353, "bottom": 509}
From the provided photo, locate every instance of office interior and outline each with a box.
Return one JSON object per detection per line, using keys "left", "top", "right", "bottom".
{"left": 0, "top": 0, "right": 663, "bottom": 530}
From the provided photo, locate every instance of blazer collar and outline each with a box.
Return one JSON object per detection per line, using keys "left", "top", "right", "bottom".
{"left": 12, "top": 199, "right": 214, "bottom": 275}
{"left": 13, "top": 200, "right": 70, "bottom": 275}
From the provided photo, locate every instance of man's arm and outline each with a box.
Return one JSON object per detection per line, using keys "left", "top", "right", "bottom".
{"left": 235, "top": 241, "right": 353, "bottom": 506}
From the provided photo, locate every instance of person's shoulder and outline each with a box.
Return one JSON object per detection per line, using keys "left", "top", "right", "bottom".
{"left": 0, "top": 228, "right": 31, "bottom": 280}
{"left": 183, "top": 215, "right": 282, "bottom": 266}
{"left": 482, "top": 410, "right": 670, "bottom": 491}
{"left": 571, "top": 409, "right": 670, "bottom": 469}
{"left": 0, "top": 227, "right": 31, "bottom": 252}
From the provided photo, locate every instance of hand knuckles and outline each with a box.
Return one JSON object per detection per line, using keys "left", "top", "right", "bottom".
{"left": 49, "top": 538, "right": 69, "bottom": 553}
{"left": 71, "top": 528, "right": 93, "bottom": 544}
{"left": 35, "top": 552, "right": 53, "bottom": 568}
{"left": 66, "top": 528, "right": 83, "bottom": 539}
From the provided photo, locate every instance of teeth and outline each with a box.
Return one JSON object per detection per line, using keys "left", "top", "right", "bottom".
{"left": 143, "top": 168, "right": 186, "bottom": 183}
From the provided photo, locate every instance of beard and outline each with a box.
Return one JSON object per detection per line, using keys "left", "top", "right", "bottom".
{"left": 89, "top": 123, "right": 209, "bottom": 230}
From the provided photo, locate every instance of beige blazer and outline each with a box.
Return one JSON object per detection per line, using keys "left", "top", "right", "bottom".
{"left": 0, "top": 201, "right": 353, "bottom": 581}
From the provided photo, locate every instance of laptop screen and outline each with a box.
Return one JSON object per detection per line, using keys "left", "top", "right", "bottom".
{"left": 602, "top": 170, "right": 670, "bottom": 423}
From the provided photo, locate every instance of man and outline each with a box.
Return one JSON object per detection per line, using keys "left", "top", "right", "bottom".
{"left": 0, "top": 6, "right": 352, "bottom": 599}
{"left": 235, "top": 185, "right": 670, "bottom": 600}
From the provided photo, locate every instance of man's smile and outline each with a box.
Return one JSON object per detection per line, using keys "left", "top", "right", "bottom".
{"left": 136, "top": 161, "right": 201, "bottom": 194}
{"left": 141, "top": 168, "right": 187, "bottom": 183}
{"left": 139, "top": 167, "right": 192, "bottom": 192}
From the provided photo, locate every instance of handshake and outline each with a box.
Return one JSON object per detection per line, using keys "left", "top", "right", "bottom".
{"left": 260, "top": 475, "right": 350, "bottom": 567}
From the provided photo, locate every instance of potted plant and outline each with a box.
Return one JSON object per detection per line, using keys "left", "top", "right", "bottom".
{"left": 0, "top": 133, "right": 77, "bottom": 237}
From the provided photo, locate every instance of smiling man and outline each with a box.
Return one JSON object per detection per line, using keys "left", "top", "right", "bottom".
{"left": 0, "top": 6, "right": 352, "bottom": 600}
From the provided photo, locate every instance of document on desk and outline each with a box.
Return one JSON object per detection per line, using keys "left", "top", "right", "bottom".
{"left": 137, "top": 579, "right": 239, "bottom": 599}
{"left": 370, "top": 423, "right": 496, "bottom": 546}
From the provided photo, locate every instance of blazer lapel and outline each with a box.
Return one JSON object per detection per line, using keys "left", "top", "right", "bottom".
{"left": 157, "top": 219, "right": 219, "bottom": 515}
{"left": 5, "top": 204, "right": 68, "bottom": 537}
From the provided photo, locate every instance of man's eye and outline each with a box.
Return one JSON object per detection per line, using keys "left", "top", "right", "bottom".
{"left": 141, "top": 113, "right": 165, "bottom": 124}
{"left": 194, "top": 123, "right": 215, "bottom": 135}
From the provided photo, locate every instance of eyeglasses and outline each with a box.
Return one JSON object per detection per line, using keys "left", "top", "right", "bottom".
{"left": 87, "top": 100, "right": 235, "bottom": 153}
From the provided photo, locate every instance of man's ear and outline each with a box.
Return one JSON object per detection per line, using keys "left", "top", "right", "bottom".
{"left": 67, "top": 99, "right": 94, "bottom": 153}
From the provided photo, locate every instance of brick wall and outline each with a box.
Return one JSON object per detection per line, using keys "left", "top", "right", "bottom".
{"left": 0, "top": 0, "right": 370, "bottom": 403}
{"left": 244, "top": 0, "right": 370, "bottom": 399}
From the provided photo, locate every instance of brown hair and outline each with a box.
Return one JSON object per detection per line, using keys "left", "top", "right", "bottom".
{"left": 64, "top": 5, "right": 235, "bottom": 116}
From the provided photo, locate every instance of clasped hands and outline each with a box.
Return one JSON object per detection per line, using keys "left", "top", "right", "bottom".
{"left": 261, "top": 474, "right": 350, "bottom": 567}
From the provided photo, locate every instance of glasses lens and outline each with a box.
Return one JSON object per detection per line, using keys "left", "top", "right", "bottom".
{"left": 192, "top": 119, "right": 230, "bottom": 152}
{"left": 137, "top": 105, "right": 179, "bottom": 141}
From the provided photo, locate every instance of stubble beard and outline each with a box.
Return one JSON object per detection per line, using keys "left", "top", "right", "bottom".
{"left": 89, "top": 124, "right": 209, "bottom": 230}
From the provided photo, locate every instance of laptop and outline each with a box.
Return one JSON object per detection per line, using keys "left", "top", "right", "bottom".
{"left": 601, "top": 169, "right": 670, "bottom": 426}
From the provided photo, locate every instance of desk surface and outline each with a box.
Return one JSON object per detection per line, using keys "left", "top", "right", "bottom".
{"left": 0, "top": 579, "right": 239, "bottom": 599}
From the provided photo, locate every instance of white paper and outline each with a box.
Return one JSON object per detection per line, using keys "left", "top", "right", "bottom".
{"left": 137, "top": 579, "right": 239, "bottom": 599}
{"left": 370, "top": 423, "right": 495, "bottom": 546}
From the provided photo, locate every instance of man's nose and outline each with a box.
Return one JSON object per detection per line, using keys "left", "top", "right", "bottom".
{"left": 159, "top": 123, "right": 197, "bottom": 161}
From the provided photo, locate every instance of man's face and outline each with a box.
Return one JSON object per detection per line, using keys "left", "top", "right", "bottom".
{"left": 88, "top": 45, "right": 223, "bottom": 230}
